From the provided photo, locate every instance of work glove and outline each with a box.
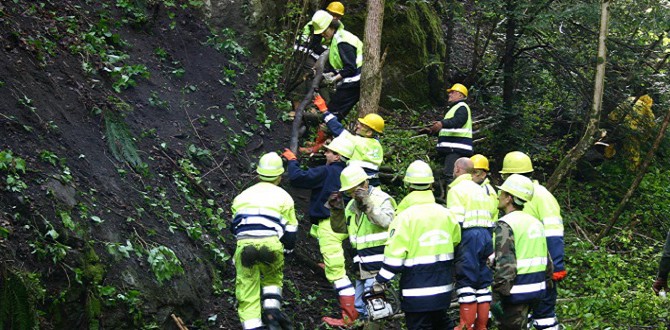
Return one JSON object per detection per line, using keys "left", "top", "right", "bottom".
{"left": 417, "top": 121, "right": 442, "bottom": 135}
{"left": 370, "top": 281, "right": 387, "bottom": 295}
{"left": 281, "top": 148, "right": 297, "bottom": 161}
{"left": 552, "top": 270, "right": 567, "bottom": 281}
{"left": 652, "top": 278, "right": 668, "bottom": 295}
{"left": 353, "top": 187, "right": 372, "bottom": 212}
{"left": 327, "top": 192, "right": 345, "bottom": 210}
{"left": 313, "top": 94, "right": 328, "bottom": 112}
{"left": 322, "top": 72, "right": 338, "bottom": 85}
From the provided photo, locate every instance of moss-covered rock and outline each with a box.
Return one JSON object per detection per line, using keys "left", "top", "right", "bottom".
{"left": 381, "top": 2, "right": 446, "bottom": 107}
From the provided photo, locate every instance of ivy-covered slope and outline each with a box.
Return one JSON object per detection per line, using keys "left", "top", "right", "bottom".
{"left": 0, "top": 1, "right": 335, "bottom": 328}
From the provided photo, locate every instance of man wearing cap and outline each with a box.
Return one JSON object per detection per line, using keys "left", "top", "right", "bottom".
{"left": 373, "top": 160, "right": 461, "bottom": 329}
{"left": 231, "top": 152, "right": 298, "bottom": 330}
{"left": 493, "top": 174, "right": 553, "bottom": 330}
{"left": 329, "top": 164, "right": 396, "bottom": 323}
{"left": 281, "top": 137, "right": 358, "bottom": 326}
{"left": 419, "top": 83, "right": 473, "bottom": 186}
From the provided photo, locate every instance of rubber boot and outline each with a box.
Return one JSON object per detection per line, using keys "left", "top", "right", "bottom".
{"left": 454, "top": 302, "right": 477, "bottom": 330}
{"left": 474, "top": 302, "right": 490, "bottom": 330}
{"left": 322, "top": 295, "right": 358, "bottom": 327}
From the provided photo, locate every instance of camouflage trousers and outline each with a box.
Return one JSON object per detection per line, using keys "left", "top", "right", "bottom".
{"left": 498, "top": 302, "right": 530, "bottom": 330}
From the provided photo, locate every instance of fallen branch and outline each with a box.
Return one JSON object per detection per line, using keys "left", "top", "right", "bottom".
{"left": 289, "top": 50, "right": 329, "bottom": 153}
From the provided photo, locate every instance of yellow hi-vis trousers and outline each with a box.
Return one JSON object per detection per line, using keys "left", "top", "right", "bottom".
{"left": 234, "top": 237, "right": 284, "bottom": 330}
{"left": 315, "top": 219, "right": 349, "bottom": 283}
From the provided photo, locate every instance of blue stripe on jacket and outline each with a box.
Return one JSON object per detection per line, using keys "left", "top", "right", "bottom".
{"left": 399, "top": 262, "right": 455, "bottom": 312}
{"left": 356, "top": 245, "right": 385, "bottom": 272}
{"left": 506, "top": 271, "right": 546, "bottom": 304}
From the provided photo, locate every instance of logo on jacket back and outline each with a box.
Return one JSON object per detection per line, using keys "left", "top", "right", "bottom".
{"left": 418, "top": 230, "right": 451, "bottom": 247}
{"left": 527, "top": 222, "right": 544, "bottom": 239}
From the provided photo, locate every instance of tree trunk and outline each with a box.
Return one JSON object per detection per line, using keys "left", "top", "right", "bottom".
{"left": 502, "top": 0, "right": 517, "bottom": 113}
{"left": 359, "top": 0, "right": 385, "bottom": 116}
{"left": 442, "top": 0, "right": 455, "bottom": 101}
{"left": 545, "top": 0, "right": 610, "bottom": 192}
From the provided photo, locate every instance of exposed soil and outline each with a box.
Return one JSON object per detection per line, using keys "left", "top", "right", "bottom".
{"left": 0, "top": 1, "right": 407, "bottom": 328}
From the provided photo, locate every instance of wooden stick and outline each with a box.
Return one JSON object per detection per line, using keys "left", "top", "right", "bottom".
{"left": 171, "top": 314, "right": 188, "bottom": 330}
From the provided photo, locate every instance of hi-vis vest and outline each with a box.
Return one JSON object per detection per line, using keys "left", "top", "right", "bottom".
{"left": 437, "top": 101, "right": 472, "bottom": 154}
{"left": 329, "top": 29, "right": 363, "bottom": 85}
{"left": 499, "top": 211, "right": 548, "bottom": 304}
{"left": 337, "top": 130, "right": 383, "bottom": 177}
{"left": 344, "top": 187, "right": 396, "bottom": 273}
{"left": 447, "top": 174, "right": 494, "bottom": 228}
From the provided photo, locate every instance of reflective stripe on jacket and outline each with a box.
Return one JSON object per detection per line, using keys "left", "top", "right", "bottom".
{"left": 376, "top": 190, "right": 461, "bottom": 312}
{"left": 497, "top": 211, "right": 548, "bottom": 304}
{"left": 437, "top": 101, "right": 472, "bottom": 154}
{"left": 523, "top": 181, "right": 565, "bottom": 272}
{"left": 329, "top": 29, "right": 363, "bottom": 86}
{"left": 345, "top": 186, "right": 396, "bottom": 275}
{"left": 447, "top": 174, "right": 494, "bottom": 228}
{"left": 232, "top": 182, "right": 298, "bottom": 249}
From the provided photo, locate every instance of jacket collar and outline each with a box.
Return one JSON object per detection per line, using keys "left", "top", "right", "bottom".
{"left": 396, "top": 190, "right": 435, "bottom": 213}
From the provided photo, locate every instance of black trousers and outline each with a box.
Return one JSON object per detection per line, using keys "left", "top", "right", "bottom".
{"left": 328, "top": 85, "right": 360, "bottom": 121}
{"left": 404, "top": 309, "right": 453, "bottom": 330}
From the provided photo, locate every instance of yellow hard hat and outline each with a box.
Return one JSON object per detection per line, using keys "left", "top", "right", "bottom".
{"left": 339, "top": 165, "right": 368, "bottom": 191}
{"left": 325, "top": 135, "right": 355, "bottom": 159}
{"left": 499, "top": 151, "right": 533, "bottom": 174}
{"left": 447, "top": 83, "right": 468, "bottom": 98}
{"left": 470, "top": 154, "right": 489, "bottom": 171}
{"left": 497, "top": 174, "right": 534, "bottom": 203}
{"left": 638, "top": 95, "right": 653, "bottom": 107}
{"left": 326, "top": 1, "right": 345, "bottom": 16}
{"left": 257, "top": 152, "right": 284, "bottom": 178}
{"left": 358, "top": 113, "right": 385, "bottom": 133}
{"left": 311, "top": 10, "right": 334, "bottom": 35}
{"left": 404, "top": 160, "right": 434, "bottom": 185}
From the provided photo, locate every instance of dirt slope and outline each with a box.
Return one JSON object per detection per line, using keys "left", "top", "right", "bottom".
{"left": 0, "top": 1, "right": 355, "bottom": 328}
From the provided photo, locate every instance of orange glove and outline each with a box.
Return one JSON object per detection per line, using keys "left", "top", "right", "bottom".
{"left": 281, "top": 148, "right": 297, "bottom": 161}
{"left": 552, "top": 270, "right": 567, "bottom": 281}
{"left": 313, "top": 94, "right": 328, "bottom": 112}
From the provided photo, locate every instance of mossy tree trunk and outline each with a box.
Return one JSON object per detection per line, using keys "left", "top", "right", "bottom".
{"left": 359, "top": 0, "right": 385, "bottom": 116}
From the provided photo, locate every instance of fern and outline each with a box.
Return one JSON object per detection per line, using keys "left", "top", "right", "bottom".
{"left": 0, "top": 270, "right": 39, "bottom": 330}
{"left": 104, "top": 112, "right": 142, "bottom": 168}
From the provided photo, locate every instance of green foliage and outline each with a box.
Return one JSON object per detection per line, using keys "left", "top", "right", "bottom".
{"left": 0, "top": 150, "right": 27, "bottom": 192}
{"left": 0, "top": 269, "right": 44, "bottom": 330}
{"left": 205, "top": 28, "right": 249, "bottom": 59}
{"left": 148, "top": 92, "right": 169, "bottom": 110}
{"left": 106, "top": 64, "right": 150, "bottom": 92}
{"left": 558, "top": 241, "right": 669, "bottom": 329}
{"left": 147, "top": 245, "right": 184, "bottom": 284}
{"left": 104, "top": 111, "right": 146, "bottom": 173}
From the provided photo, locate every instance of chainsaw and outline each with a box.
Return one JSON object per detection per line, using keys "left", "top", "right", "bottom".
{"left": 363, "top": 286, "right": 401, "bottom": 321}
